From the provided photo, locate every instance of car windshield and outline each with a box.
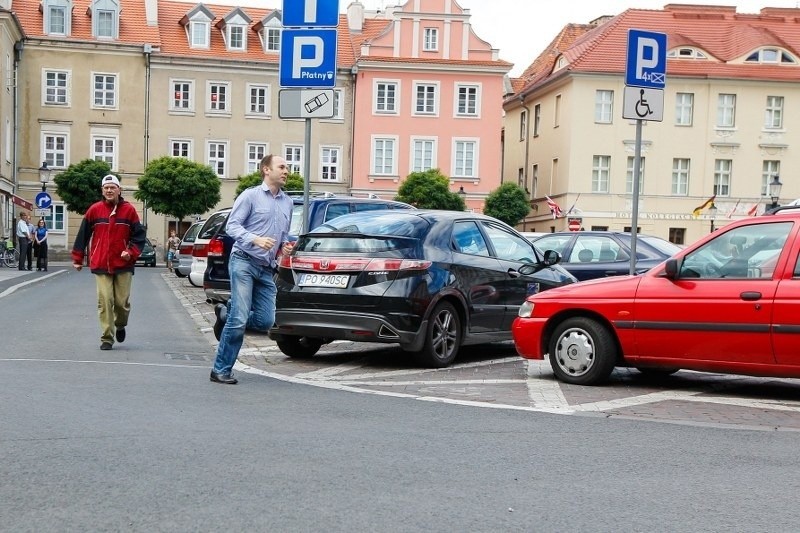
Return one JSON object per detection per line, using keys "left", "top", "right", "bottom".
{"left": 312, "top": 212, "right": 427, "bottom": 237}
{"left": 181, "top": 223, "right": 202, "bottom": 244}
{"left": 638, "top": 235, "right": 682, "bottom": 257}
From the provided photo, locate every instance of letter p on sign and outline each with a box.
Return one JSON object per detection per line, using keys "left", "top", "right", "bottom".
{"left": 636, "top": 37, "right": 658, "bottom": 79}
{"left": 293, "top": 36, "right": 324, "bottom": 78}
{"left": 625, "top": 29, "right": 667, "bottom": 89}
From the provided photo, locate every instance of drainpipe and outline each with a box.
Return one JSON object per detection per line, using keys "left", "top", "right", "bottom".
{"left": 348, "top": 65, "right": 358, "bottom": 195}
{"left": 519, "top": 94, "right": 532, "bottom": 216}
{"left": 12, "top": 40, "right": 22, "bottom": 196}
{"left": 143, "top": 44, "right": 152, "bottom": 230}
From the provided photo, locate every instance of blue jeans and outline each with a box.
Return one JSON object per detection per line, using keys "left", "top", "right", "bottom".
{"left": 212, "top": 252, "right": 277, "bottom": 375}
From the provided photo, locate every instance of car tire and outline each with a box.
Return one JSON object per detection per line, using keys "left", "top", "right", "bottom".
{"left": 414, "top": 302, "right": 461, "bottom": 368}
{"left": 175, "top": 270, "right": 186, "bottom": 278}
{"left": 548, "top": 317, "right": 617, "bottom": 385}
{"left": 636, "top": 367, "right": 679, "bottom": 377}
{"left": 277, "top": 336, "right": 323, "bottom": 358}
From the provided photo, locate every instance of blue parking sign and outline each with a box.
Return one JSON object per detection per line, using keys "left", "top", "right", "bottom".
{"left": 625, "top": 29, "right": 667, "bottom": 89}
{"left": 280, "top": 28, "right": 337, "bottom": 88}
{"left": 283, "top": 0, "right": 340, "bottom": 28}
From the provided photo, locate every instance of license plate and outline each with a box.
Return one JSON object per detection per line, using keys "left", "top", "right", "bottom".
{"left": 297, "top": 273, "right": 349, "bottom": 288}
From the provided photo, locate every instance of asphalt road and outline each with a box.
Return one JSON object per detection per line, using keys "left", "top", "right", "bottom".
{"left": 1, "top": 267, "right": 799, "bottom": 532}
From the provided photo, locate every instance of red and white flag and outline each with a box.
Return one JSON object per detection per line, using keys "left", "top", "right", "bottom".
{"left": 726, "top": 199, "right": 740, "bottom": 219}
{"left": 545, "top": 196, "right": 563, "bottom": 219}
{"left": 746, "top": 203, "right": 760, "bottom": 216}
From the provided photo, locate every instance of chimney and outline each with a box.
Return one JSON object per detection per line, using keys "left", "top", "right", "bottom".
{"left": 347, "top": 1, "right": 364, "bottom": 32}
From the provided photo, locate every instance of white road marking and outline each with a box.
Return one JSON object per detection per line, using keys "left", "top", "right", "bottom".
{"left": 0, "top": 358, "right": 205, "bottom": 369}
{"left": 0, "top": 270, "right": 66, "bottom": 299}
{"left": 525, "top": 360, "right": 573, "bottom": 411}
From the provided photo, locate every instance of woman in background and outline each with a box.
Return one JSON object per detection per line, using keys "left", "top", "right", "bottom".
{"left": 35, "top": 218, "right": 48, "bottom": 271}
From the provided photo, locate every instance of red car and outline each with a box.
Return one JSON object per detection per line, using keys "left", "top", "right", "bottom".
{"left": 512, "top": 206, "right": 800, "bottom": 385}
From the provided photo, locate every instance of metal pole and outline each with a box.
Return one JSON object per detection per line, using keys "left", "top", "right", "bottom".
{"left": 629, "top": 119, "right": 642, "bottom": 275}
{"left": 302, "top": 117, "right": 312, "bottom": 234}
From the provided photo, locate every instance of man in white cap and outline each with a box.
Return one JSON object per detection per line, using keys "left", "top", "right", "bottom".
{"left": 71, "top": 174, "right": 146, "bottom": 350}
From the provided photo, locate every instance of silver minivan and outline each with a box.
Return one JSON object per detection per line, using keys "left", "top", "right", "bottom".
{"left": 175, "top": 221, "right": 204, "bottom": 278}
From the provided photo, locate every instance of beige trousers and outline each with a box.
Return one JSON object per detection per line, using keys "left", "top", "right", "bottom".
{"left": 95, "top": 272, "right": 132, "bottom": 344}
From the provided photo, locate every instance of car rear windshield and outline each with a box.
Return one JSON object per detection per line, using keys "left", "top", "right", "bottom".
{"left": 635, "top": 235, "right": 682, "bottom": 257}
{"left": 182, "top": 223, "right": 203, "bottom": 243}
{"left": 198, "top": 211, "right": 229, "bottom": 240}
{"left": 298, "top": 212, "right": 426, "bottom": 254}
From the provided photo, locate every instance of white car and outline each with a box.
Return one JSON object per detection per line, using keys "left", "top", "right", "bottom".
{"left": 188, "top": 209, "right": 230, "bottom": 287}
{"left": 175, "top": 220, "right": 203, "bottom": 278}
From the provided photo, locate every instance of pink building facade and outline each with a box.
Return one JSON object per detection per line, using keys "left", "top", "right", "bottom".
{"left": 347, "top": 0, "right": 511, "bottom": 211}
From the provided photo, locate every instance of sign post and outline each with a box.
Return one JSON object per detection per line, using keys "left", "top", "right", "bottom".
{"left": 280, "top": 0, "right": 339, "bottom": 233}
{"left": 624, "top": 29, "right": 666, "bottom": 274}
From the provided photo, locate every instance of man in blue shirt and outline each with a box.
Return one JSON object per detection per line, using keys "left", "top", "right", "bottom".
{"left": 16, "top": 212, "right": 32, "bottom": 271}
{"left": 210, "top": 155, "right": 294, "bottom": 385}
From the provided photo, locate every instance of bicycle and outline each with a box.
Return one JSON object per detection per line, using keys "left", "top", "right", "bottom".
{"left": 0, "top": 239, "right": 19, "bottom": 268}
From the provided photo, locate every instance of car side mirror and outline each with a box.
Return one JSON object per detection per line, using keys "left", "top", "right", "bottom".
{"left": 664, "top": 258, "right": 678, "bottom": 280}
{"left": 542, "top": 249, "right": 561, "bottom": 266}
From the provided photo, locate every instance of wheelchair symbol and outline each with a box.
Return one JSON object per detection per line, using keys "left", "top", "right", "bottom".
{"left": 635, "top": 89, "right": 654, "bottom": 118}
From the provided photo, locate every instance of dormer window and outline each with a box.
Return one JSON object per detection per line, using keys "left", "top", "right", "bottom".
{"left": 745, "top": 48, "right": 796, "bottom": 64}
{"left": 218, "top": 9, "right": 251, "bottom": 52}
{"left": 668, "top": 48, "right": 707, "bottom": 59}
{"left": 267, "top": 28, "right": 280, "bottom": 51}
{"left": 181, "top": 5, "right": 215, "bottom": 50}
{"left": 44, "top": 0, "right": 72, "bottom": 36}
{"left": 255, "top": 10, "right": 283, "bottom": 53}
{"left": 91, "top": 0, "right": 120, "bottom": 40}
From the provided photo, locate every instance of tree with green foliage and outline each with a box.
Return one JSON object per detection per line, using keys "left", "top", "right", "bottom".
{"left": 53, "top": 159, "right": 115, "bottom": 214}
{"left": 235, "top": 170, "right": 304, "bottom": 197}
{"left": 483, "top": 182, "right": 530, "bottom": 227}
{"left": 134, "top": 157, "right": 221, "bottom": 225}
{"left": 395, "top": 169, "right": 465, "bottom": 210}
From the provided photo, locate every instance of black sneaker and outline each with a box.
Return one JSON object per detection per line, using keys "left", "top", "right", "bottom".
{"left": 213, "top": 304, "right": 227, "bottom": 341}
{"left": 100, "top": 342, "right": 113, "bottom": 350}
{"left": 116, "top": 327, "right": 126, "bottom": 343}
{"left": 210, "top": 371, "right": 238, "bottom": 385}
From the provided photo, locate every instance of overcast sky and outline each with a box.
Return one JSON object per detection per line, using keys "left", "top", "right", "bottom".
{"left": 205, "top": 0, "right": 800, "bottom": 76}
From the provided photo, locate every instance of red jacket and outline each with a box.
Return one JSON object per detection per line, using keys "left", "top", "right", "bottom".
{"left": 71, "top": 197, "right": 146, "bottom": 274}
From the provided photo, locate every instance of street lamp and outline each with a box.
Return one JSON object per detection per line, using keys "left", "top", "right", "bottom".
{"left": 457, "top": 186, "right": 467, "bottom": 201}
{"left": 768, "top": 174, "right": 783, "bottom": 212}
{"left": 38, "top": 161, "right": 51, "bottom": 192}
{"left": 708, "top": 201, "right": 718, "bottom": 233}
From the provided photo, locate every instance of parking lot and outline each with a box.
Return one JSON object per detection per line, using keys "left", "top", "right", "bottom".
{"left": 164, "top": 272, "right": 800, "bottom": 432}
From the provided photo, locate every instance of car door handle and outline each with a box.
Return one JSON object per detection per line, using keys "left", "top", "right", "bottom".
{"left": 740, "top": 291, "right": 762, "bottom": 301}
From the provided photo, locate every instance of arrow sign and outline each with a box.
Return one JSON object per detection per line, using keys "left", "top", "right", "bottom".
{"left": 35, "top": 191, "right": 52, "bottom": 209}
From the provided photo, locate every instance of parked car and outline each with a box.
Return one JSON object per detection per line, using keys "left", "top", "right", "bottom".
{"left": 519, "top": 231, "right": 547, "bottom": 243}
{"left": 203, "top": 195, "right": 415, "bottom": 304}
{"left": 174, "top": 220, "right": 204, "bottom": 278}
{"left": 530, "top": 231, "right": 681, "bottom": 281}
{"left": 189, "top": 210, "right": 230, "bottom": 287}
{"left": 269, "top": 210, "right": 577, "bottom": 368}
{"left": 135, "top": 238, "right": 156, "bottom": 267}
{"left": 512, "top": 207, "right": 800, "bottom": 385}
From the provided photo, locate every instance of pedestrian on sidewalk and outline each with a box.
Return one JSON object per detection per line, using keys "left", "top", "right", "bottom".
{"left": 71, "top": 175, "right": 146, "bottom": 351}
{"left": 210, "top": 154, "right": 294, "bottom": 385}
{"left": 34, "top": 219, "right": 48, "bottom": 271}
{"left": 166, "top": 229, "right": 180, "bottom": 272}
{"left": 16, "top": 212, "right": 31, "bottom": 271}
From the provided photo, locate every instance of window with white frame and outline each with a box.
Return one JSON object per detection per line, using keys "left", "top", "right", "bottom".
{"left": 44, "top": 0, "right": 70, "bottom": 35}
{"left": 5, "top": 119, "right": 10, "bottom": 162}
{"left": 455, "top": 84, "right": 479, "bottom": 116}
{"left": 554, "top": 94, "right": 561, "bottom": 127}
{"left": 43, "top": 132, "right": 68, "bottom": 168}
{"left": 423, "top": 28, "right": 438, "bottom": 51}
{"left": 227, "top": 24, "right": 246, "bottom": 51}
{"left": 190, "top": 20, "right": 210, "bottom": 48}
{"left": 95, "top": 10, "right": 116, "bottom": 39}
{"left": 716, "top": 93, "right": 736, "bottom": 128}
{"left": 246, "top": 142, "right": 267, "bottom": 173}
{"left": 519, "top": 110, "right": 527, "bottom": 141}
{"left": 208, "top": 82, "right": 229, "bottom": 112}
{"left": 170, "top": 139, "right": 192, "bottom": 158}
{"left": 713, "top": 159, "right": 731, "bottom": 197}
{"left": 675, "top": 92, "right": 693, "bottom": 126}
{"left": 92, "top": 135, "right": 117, "bottom": 170}
{"left": 44, "top": 70, "right": 69, "bottom": 105}
{"left": 266, "top": 28, "right": 280, "bottom": 51}
{"left": 372, "top": 137, "right": 396, "bottom": 175}
{"left": 42, "top": 204, "right": 65, "bottom": 231}
{"left": 765, "top": 96, "right": 783, "bottom": 129}
{"left": 414, "top": 83, "right": 437, "bottom": 115}
{"left": 594, "top": 90, "right": 613, "bottom": 123}
{"left": 411, "top": 138, "right": 436, "bottom": 172}
{"left": 671, "top": 158, "right": 690, "bottom": 195}
{"left": 453, "top": 139, "right": 477, "bottom": 178}
{"left": 92, "top": 73, "right": 117, "bottom": 108}
{"left": 247, "top": 84, "right": 269, "bottom": 115}
{"left": 625, "top": 156, "right": 645, "bottom": 194}
{"left": 320, "top": 147, "right": 340, "bottom": 182}
{"left": 533, "top": 104, "right": 541, "bottom": 136}
{"left": 762, "top": 161, "right": 780, "bottom": 196}
{"left": 171, "top": 80, "right": 193, "bottom": 111}
{"left": 207, "top": 141, "right": 228, "bottom": 177}
{"left": 375, "top": 81, "right": 398, "bottom": 114}
{"left": 284, "top": 145, "right": 303, "bottom": 175}
{"left": 330, "top": 89, "right": 344, "bottom": 120}
{"left": 592, "top": 155, "right": 610, "bottom": 192}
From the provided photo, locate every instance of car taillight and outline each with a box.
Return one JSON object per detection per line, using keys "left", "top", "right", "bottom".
{"left": 193, "top": 243, "right": 208, "bottom": 257}
{"left": 279, "top": 255, "right": 431, "bottom": 272}
{"left": 179, "top": 244, "right": 193, "bottom": 254}
{"left": 207, "top": 237, "right": 224, "bottom": 257}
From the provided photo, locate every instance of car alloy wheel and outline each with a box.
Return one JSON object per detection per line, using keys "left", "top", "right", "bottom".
{"left": 415, "top": 301, "right": 461, "bottom": 368}
{"left": 277, "top": 336, "right": 323, "bottom": 358}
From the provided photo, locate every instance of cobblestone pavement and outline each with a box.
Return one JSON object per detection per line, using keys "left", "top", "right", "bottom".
{"left": 164, "top": 272, "right": 800, "bottom": 432}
